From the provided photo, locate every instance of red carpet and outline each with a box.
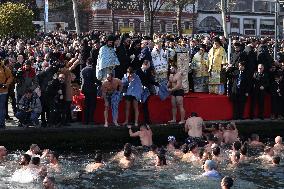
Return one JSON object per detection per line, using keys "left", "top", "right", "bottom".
{"left": 74, "top": 93, "right": 271, "bottom": 124}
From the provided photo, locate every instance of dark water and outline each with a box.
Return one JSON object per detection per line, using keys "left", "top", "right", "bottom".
{"left": 0, "top": 150, "right": 284, "bottom": 189}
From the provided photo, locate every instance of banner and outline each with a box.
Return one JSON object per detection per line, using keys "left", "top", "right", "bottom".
{"left": 177, "top": 53, "right": 189, "bottom": 93}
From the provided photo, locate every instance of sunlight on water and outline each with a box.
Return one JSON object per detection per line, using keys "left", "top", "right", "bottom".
{"left": 0, "top": 150, "right": 283, "bottom": 189}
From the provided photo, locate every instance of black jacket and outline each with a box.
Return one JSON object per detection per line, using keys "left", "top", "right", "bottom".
{"left": 251, "top": 72, "right": 269, "bottom": 93}
{"left": 115, "top": 44, "right": 131, "bottom": 79}
{"left": 228, "top": 69, "right": 250, "bottom": 96}
{"left": 80, "top": 65, "right": 101, "bottom": 95}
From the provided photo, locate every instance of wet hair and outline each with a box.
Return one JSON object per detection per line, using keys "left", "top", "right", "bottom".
{"left": 272, "top": 156, "right": 281, "bottom": 165}
{"left": 232, "top": 152, "right": 240, "bottom": 161}
{"left": 251, "top": 134, "right": 259, "bottom": 141}
{"left": 30, "top": 144, "right": 39, "bottom": 150}
{"left": 31, "top": 157, "right": 40, "bottom": 165}
{"left": 157, "top": 148, "right": 167, "bottom": 166}
{"left": 207, "top": 133, "right": 214, "bottom": 142}
{"left": 150, "top": 144, "right": 158, "bottom": 152}
{"left": 95, "top": 153, "right": 102, "bottom": 163}
{"left": 191, "top": 112, "right": 198, "bottom": 117}
{"left": 123, "top": 143, "right": 132, "bottom": 151}
{"left": 124, "top": 148, "right": 132, "bottom": 158}
{"left": 181, "top": 144, "right": 189, "bottom": 154}
{"left": 233, "top": 141, "right": 242, "bottom": 151}
{"left": 240, "top": 145, "right": 247, "bottom": 156}
{"left": 49, "top": 151, "right": 59, "bottom": 160}
{"left": 222, "top": 176, "right": 234, "bottom": 188}
{"left": 212, "top": 146, "right": 221, "bottom": 156}
{"left": 189, "top": 142, "right": 198, "bottom": 152}
{"left": 22, "top": 154, "right": 31, "bottom": 164}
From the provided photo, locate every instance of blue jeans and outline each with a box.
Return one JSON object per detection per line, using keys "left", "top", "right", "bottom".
{"left": 16, "top": 111, "right": 39, "bottom": 125}
{"left": 0, "top": 93, "right": 7, "bottom": 127}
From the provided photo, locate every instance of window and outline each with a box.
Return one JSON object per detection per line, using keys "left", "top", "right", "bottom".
{"left": 184, "top": 21, "right": 190, "bottom": 30}
{"left": 231, "top": 18, "right": 240, "bottom": 28}
{"left": 260, "top": 19, "right": 274, "bottom": 30}
{"left": 254, "top": 1, "right": 275, "bottom": 13}
{"left": 118, "top": 22, "right": 124, "bottom": 30}
{"left": 129, "top": 22, "right": 134, "bottom": 28}
{"left": 160, "top": 22, "right": 166, "bottom": 33}
{"left": 243, "top": 19, "right": 256, "bottom": 29}
{"left": 172, "top": 24, "right": 177, "bottom": 33}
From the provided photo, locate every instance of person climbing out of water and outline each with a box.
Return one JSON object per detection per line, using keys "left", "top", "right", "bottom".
{"left": 128, "top": 125, "right": 153, "bottom": 149}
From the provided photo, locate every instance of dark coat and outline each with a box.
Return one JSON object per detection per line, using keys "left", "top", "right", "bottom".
{"left": 80, "top": 65, "right": 101, "bottom": 95}
{"left": 136, "top": 68, "right": 158, "bottom": 94}
{"left": 115, "top": 44, "right": 131, "bottom": 79}
{"left": 251, "top": 72, "right": 269, "bottom": 94}
{"left": 228, "top": 69, "right": 250, "bottom": 97}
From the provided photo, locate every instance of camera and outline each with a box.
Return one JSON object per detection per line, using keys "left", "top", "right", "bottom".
{"left": 0, "top": 83, "right": 6, "bottom": 89}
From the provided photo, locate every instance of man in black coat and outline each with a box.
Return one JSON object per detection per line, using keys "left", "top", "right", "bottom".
{"left": 228, "top": 62, "right": 250, "bottom": 120}
{"left": 136, "top": 60, "right": 159, "bottom": 124}
{"left": 270, "top": 74, "right": 284, "bottom": 119}
{"left": 46, "top": 73, "right": 66, "bottom": 127}
{"left": 115, "top": 35, "right": 131, "bottom": 79}
{"left": 90, "top": 40, "right": 100, "bottom": 71}
{"left": 80, "top": 57, "right": 101, "bottom": 125}
{"left": 250, "top": 64, "right": 269, "bottom": 120}
{"left": 37, "top": 64, "right": 58, "bottom": 127}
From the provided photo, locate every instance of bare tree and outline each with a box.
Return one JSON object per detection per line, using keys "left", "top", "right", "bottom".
{"left": 72, "top": 0, "right": 80, "bottom": 34}
{"left": 143, "top": 0, "right": 166, "bottom": 37}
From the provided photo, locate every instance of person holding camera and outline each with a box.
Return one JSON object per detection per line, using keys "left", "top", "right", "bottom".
{"left": 46, "top": 73, "right": 66, "bottom": 127}
{"left": 15, "top": 89, "right": 42, "bottom": 127}
{"left": 0, "top": 59, "right": 13, "bottom": 128}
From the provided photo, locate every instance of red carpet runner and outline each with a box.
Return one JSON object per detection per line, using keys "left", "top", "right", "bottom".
{"left": 73, "top": 93, "right": 271, "bottom": 124}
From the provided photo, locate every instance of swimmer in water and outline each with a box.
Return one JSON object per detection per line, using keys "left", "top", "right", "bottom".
{"left": 156, "top": 148, "right": 167, "bottom": 166}
{"left": 249, "top": 134, "right": 265, "bottom": 148}
{"left": 47, "top": 151, "right": 61, "bottom": 172}
{"left": 19, "top": 154, "right": 31, "bottom": 169}
{"left": 144, "top": 144, "right": 158, "bottom": 159}
{"left": 43, "top": 176, "right": 56, "bottom": 189}
{"left": 167, "top": 136, "right": 176, "bottom": 152}
{"left": 240, "top": 145, "right": 249, "bottom": 162}
{"left": 223, "top": 122, "right": 239, "bottom": 144}
{"left": 128, "top": 125, "right": 153, "bottom": 147}
{"left": 185, "top": 142, "right": 200, "bottom": 163}
{"left": 85, "top": 152, "right": 104, "bottom": 172}
{"left": 119, "top": 148, "right": 134, "bottom": 169}
{"left": 112, "top": 143, "right": 134, "bottom": 162}
{"left": 0, "top": 146, "right": 7, "bottom": 161}
{"left": 273, "top": 136, "right": 284, "bottom": 154}
{"left": 221, "top": 176, "right": 234, "bottom": 189}
{"left": 201, "top": 160, "right": 221, "bottom": 179}
{"left": 259, "top": 146, "right": 274, "bottom": 162}
{"left": 28, "top": 156, "right": 47, "bottom": 178}
{"left": 212, "top": 146, "right": 223, "bottom": 163}
{"left": 230, "top": 152, "right": 240, "bottom": 166}
{"left": 26, "top": 144, "right": 41, "bottom": 156}
{"left": 272, "top": 156, "right": 281, "bottom": 166}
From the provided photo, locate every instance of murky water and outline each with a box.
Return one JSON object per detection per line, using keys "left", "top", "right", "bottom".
{"left": 0, "top": 150, "right": 283, "bottom": 189}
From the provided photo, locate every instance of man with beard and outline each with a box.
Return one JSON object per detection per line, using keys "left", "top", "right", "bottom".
{"left": 19, "top": 154, "right": 31, "bottom": 168}
{"left": 115, "top": 34, "right": 131, "bottom": 79}
{"left": 46, "top": 74, "right": 66, "bottom": 127}
{"left": 96, "top": 35, "right": 120, "bottom": 81}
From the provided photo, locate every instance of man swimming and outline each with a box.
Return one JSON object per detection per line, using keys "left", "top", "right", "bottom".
{"left": 85, "top": 152, "right": 104, "bottom": 172}
{"left": 128, "top": 125, "right": 153, "bottom": 148}
{"left": 0, "top": 146, "right": 7, "bottom": 161}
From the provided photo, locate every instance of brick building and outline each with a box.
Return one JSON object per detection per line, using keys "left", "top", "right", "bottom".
{"left": 90, "top": 0, "right": 197, "bottom": 34}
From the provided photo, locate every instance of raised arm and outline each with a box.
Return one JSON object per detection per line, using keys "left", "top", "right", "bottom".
{"left": 129, "top": 129, "right": 140, "bottom": 137}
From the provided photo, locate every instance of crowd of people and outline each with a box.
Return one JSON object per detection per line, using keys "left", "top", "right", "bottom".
{"left": 0, "top": 112, "right": 283, "bottom": 188}
{"left": 0, "top": 31, "right": 284, "bottom": 128}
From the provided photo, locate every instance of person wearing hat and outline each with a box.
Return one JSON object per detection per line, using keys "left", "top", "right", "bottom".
{"left": 201, "top": 160, "right": 221, "bottom": 179}
{"left": 96, "top": 35, "right": 120, "bottom": 81}
{"left": 191, "top": 44, "right": 209, "bottom": 92}
{"left": 207, "top": 37, "right": 227, "bottom": 95}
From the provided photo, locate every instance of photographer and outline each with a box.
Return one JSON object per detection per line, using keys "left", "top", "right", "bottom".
{"left": 46, "top": 73, "right": 66, "bottom": 127}
{"left": 15, "top": 89, "right": 42, "bottom": 127}
{"left": 0, "top": 59, "right": 13, "bottom": 128}
{"left": 37, "top": 60, "right": 60, "bottom": 127}
{"left": 14, "top": 60, "right": 38, "bottom": 103}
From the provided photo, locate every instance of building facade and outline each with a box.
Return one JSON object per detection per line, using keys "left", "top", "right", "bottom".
{"left": 197, "top": 0, "right": 283, "bottom": 37}
{"left": 90, "top": 0, "right": 197, "bottom": 34}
